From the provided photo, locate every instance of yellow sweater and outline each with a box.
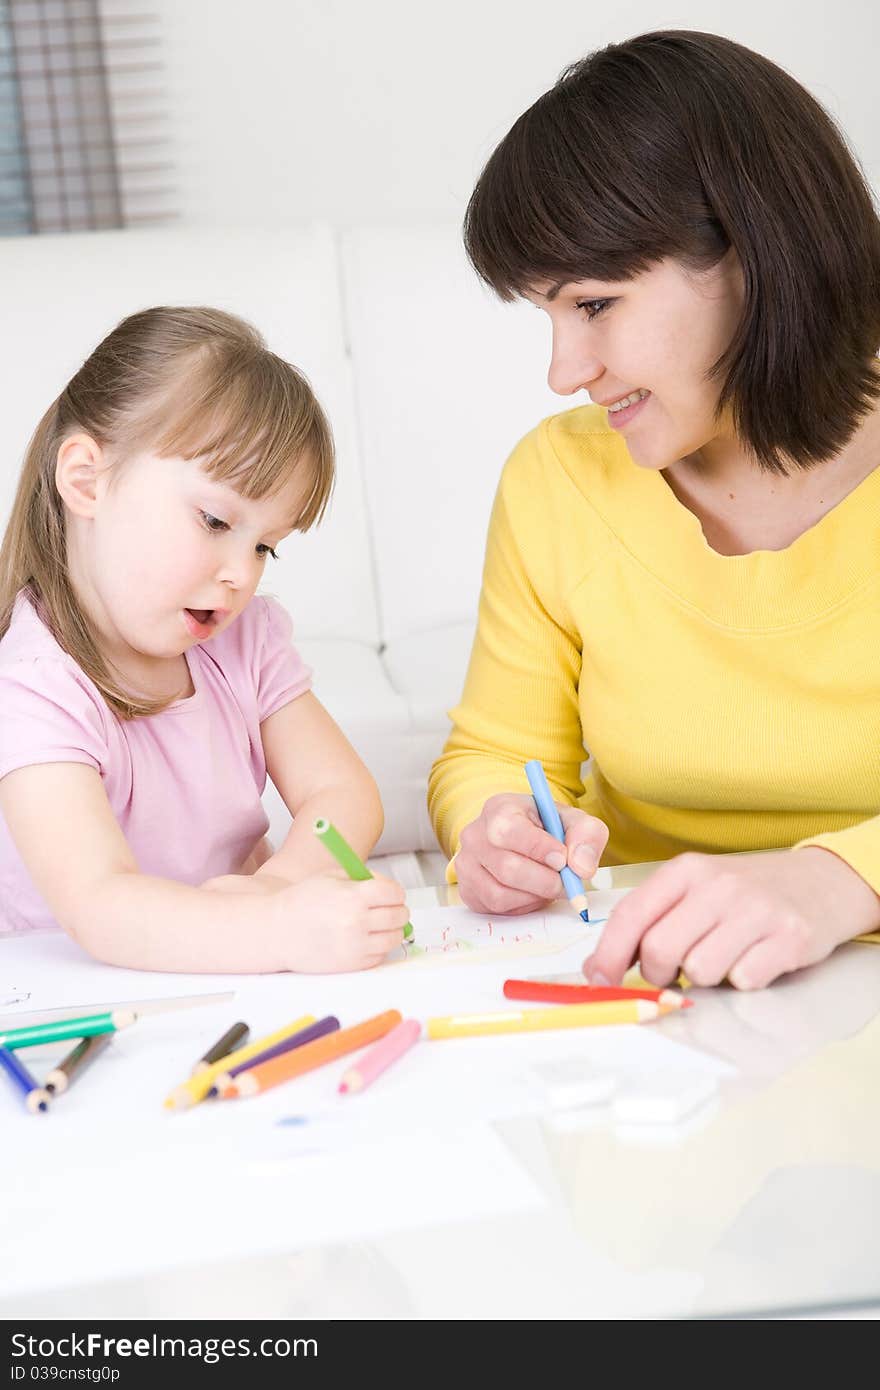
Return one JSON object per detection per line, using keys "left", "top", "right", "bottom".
{"left": 428, "top": 405, "right": 880, "bottom": 891}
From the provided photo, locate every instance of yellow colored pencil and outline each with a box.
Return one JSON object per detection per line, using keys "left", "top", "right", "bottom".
{"left": 163, "top": 1013, "right": 315, "bottom": 1111}
{"left": 426, "top": 999, "right": 665, "bottom": 1040}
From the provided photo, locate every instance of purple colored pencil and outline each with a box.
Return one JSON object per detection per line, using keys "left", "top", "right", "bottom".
{"left": 209, "top": 1015, "right": 340, "bottom": 1094}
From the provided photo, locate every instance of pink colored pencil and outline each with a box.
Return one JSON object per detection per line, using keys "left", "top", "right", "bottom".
{"left": 338, "top": 1018, "right": 421, "bottom": 1095}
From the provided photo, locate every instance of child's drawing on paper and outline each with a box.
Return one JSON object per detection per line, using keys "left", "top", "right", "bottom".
{"left": 386, "top": 890, "right": 626, "bottom": 967}
{"left": 0, "top": 986, "right": 31, "bottom": 1009}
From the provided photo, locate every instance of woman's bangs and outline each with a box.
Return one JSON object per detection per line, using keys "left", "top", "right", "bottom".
{"left": 465, "top": 91, "right": 674, "bottom": 298}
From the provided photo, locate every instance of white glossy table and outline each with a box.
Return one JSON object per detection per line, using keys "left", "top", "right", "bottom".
{"left": 2, "top": 866, "right": 879, "bottom": 1321}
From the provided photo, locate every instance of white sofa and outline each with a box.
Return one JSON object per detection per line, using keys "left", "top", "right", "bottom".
{"left": 0, "top": 224, "right": 562, "bottom": 860}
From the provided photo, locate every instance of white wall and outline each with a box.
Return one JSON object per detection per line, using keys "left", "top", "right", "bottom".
{"left": 144, "top": 0, "right": 879, "bottom": 228}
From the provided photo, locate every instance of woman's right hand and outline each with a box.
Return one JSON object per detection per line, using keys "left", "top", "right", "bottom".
{"left": 269, "top": 873, "right": 411, "bottom": 972}
{"left": 455, "top": 793, "right": 610, "bottom": 916}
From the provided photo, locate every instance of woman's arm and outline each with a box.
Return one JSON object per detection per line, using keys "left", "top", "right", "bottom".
{"left": 0, "top": 762, "right": 404, "bottom": 973}
{"left": 428, "top": 433, "right": 589, "bottom": 860}
{"left": 426, "top": 429, "right": 610, "bottom": 913}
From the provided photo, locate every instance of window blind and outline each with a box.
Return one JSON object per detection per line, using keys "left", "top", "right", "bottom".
{"left": 1, "top": 0, "right": 174, "bottom": 235}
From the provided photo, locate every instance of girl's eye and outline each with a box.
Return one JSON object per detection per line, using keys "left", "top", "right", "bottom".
{"left": 575, "top": 298, "right": 611, "bottom": 321}
{"left": 199, "top": 510, "right": 278, "bottom": 559}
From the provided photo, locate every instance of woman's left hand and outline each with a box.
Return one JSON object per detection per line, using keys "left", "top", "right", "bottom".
{"left": 582, "top": 847, "right": 880, "bottom": 991}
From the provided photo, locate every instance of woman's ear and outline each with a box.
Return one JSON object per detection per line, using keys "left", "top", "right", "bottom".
{"left": 55, "top": 434, "right": 106, "bottom": 518}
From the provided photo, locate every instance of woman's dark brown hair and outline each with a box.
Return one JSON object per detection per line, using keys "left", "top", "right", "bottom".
{"left": 464, "top": 30, "right": 880, "bottom": 473}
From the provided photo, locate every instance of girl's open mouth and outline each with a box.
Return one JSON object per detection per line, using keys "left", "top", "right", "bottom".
{"left": 182, "top": 608, "right": 218, "bottom": 638}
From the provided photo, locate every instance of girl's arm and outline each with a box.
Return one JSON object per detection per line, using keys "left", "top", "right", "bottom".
{"left": 253, "top": 691, "right": 384, "bottom": 885}
{"left": 0, "top": 762, "right": 403, "bottom": 973}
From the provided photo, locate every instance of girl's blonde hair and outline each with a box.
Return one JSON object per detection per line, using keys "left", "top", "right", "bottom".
{"left": 0, "top": 305, "right": 335, "bottom": 720}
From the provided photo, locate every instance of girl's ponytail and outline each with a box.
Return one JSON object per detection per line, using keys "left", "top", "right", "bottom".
{"left": 0, "top": 390, "right": 125, "bottom": 711}
{"left": 0, "top": 395, "right": 64, "bottom": 639}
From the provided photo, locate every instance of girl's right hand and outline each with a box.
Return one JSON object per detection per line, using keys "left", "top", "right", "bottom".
{"left": 455, "top": 793, "right": 610, "bottom": 917}
{"left": 270, "top": 873, "right": 410, "bottom": 972}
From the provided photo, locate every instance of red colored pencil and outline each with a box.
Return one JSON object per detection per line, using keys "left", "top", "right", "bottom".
{"left": 502, "top": 979, "right": 692, "bottom": 1009}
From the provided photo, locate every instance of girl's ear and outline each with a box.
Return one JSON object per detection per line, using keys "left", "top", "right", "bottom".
{"left": 55, "top": 434, "right": 106, "bottom": 518}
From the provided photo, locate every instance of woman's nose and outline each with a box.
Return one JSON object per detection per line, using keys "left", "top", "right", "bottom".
{"left": 547, "top": 324, "right": 603, "bottom": 397}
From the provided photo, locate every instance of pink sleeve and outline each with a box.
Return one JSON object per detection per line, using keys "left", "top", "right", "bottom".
{"left": 0, "top": 659, "right": 110, "bottom": 781}
{"left": 255, "top": 596, "right": 313, "bottom": 723}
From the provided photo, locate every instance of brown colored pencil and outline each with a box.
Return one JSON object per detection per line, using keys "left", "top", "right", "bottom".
{"left": 45, "top": 1033, "right": 113, "bottom": 1095}
{"left": 191, "top": 1021, "right": 250, "bottom": 1075}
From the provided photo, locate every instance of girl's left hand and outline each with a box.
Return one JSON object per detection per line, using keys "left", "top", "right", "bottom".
{"left": 582, "top": 847, "right": 880, "bottom": 991}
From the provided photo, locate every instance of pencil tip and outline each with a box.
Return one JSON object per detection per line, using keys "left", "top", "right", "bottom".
{"left": 580, "top": 909, "right": 590, "bottom": 922}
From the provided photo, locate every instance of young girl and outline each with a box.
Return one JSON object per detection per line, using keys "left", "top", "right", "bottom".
{"left": 429, "top": 30, "right": 880, "bottom": 990}
{"left": 0, "top": 306, "right": 410, "bottom": 973}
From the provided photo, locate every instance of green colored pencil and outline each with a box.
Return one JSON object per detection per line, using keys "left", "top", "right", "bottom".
{"left": 0, "top": 1008, "right": 136, "bottom": 1051}
{"left": 313, "top": 817, "right": 413, "bottom": 941}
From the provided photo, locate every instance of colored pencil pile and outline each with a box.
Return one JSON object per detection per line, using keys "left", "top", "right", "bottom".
{"left": 164, "top": 1010, "right": 421, "bottom": 1109}
{"left": 162, "top": 980, "right": 691, "bottom": 1113}
{"left": 2, "top": 973, "right": 692, "bottom": 1118}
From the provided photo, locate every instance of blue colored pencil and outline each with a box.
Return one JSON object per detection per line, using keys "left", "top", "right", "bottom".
{"left": 0, "top": 1043, "right": 50, "bottom": 1114}
{"left": 524, "top": 759, "right": 590, "bottom": 922}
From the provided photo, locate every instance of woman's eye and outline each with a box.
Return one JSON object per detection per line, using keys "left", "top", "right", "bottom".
{"left": 199, "top": 511, "right": 228, "bottom": 533}
{"left": 257, "top": 544, "right": 280, "bottom": 561}
{"left": 575, "top": 298, "right": 611, "bottom": 321}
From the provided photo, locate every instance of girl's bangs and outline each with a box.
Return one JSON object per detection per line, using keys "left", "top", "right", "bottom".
{"left": 142, "top": 354, "right": 334, "bottom": 530}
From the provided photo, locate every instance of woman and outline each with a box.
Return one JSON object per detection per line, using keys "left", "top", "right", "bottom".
{"left": 428, "top": 30, "right": 880, "bottom": 990}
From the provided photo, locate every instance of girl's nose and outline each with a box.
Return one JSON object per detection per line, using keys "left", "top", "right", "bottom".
{"left": 215, "top": 549, "right": 260, "bottom": 590}
{"left": 547, "top": 322, "right": 603, "bottom": 397}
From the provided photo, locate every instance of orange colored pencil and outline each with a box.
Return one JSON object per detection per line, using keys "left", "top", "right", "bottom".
{"left": 222, "top": 1009, "right": 402, "bottom": 1098}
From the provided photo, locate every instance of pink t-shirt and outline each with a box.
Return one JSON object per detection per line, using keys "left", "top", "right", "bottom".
{"left": 0, "top": 591, "right": 312, "bottom": 932}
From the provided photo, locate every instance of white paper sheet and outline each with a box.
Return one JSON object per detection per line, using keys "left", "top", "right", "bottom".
{"left": 0, "top": 925, "right": 736, "bottom": 1300}
{"left": 0, "top": 930, "right": 237, "bottom": 1019}
{"left": 0, "top": 992, "right": 733, "bottom": 1299}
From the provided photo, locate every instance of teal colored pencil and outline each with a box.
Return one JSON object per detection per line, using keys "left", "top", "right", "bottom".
{"left": 313, "top": 817, "right": 414, "bottom": 941}
{"left": 0, "top": 1008, "right": 136, "bottom": 1050}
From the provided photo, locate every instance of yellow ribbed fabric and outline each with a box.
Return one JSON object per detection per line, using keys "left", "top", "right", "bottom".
{"left": 428, "top": 405, "right": 880, "bottom": 894}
